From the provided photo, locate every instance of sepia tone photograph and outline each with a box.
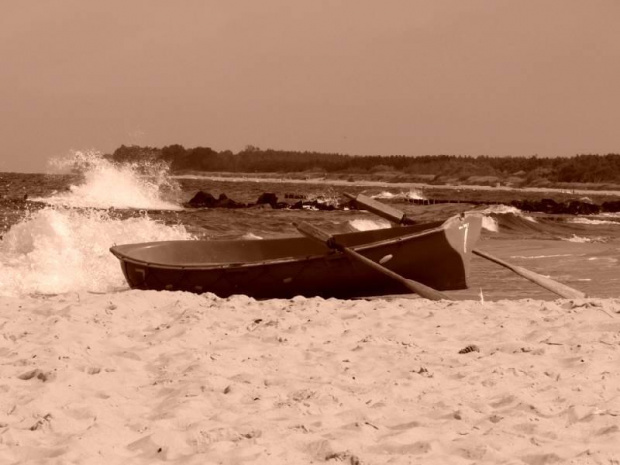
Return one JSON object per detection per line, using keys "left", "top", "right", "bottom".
{"left": 1, "top": 1, "right": 619, "bottom": 463}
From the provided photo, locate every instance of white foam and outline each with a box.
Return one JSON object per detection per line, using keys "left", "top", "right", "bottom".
{"left": 241, "top": 232, "right": 263, "bottom": 240}
{"left": 563, "top": 234, "right": 594, "bottom": 243}
{"left": 479, "top": 204, "right": 537, "bottom": 222}
{"left": 587, "top": 257, "right": 618, "bottom": 262}
{"left": 348, "top": 219, "right": 392, "bottom": 231}
{"left": 569, "top": 217, "right": 620, "bottom": 226}
{"left": 0, "top": 207, "right": 193, "bottom": 296}
{"left": 479, "top": 205, "right": 531, "bottom": 232}
{"left": 305, "top": 192, "right": 341, "bottom": 208}
{"left": 372, "top": 190, "right": 425, "bottom": 201}
{"left": 36, "top": 150, "right": 182, "bottom": 210}
{"left": 481, "top": 216, "right": 499, "bottom": 232}
{"left": 510, "top": 254, "right": 573, "bottom": 259}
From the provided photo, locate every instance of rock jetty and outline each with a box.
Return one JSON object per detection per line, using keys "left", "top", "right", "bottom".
{"left": 184, "top": 191, "right": 355, "bottom": 211}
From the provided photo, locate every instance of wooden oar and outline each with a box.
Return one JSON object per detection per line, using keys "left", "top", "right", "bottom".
{"left": 345, "top": 192, "right": 588, "bottom": 299}
{"left": 295, "top": 222, "right": 451, "bottom": 301}
{"left": 470, "top": 249, "right": 587, "bottom": 299}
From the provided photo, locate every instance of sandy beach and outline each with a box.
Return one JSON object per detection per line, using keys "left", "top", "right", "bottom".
{"left": 4, "top": 1, "right": 620, "bottom": 463}
{"left": 1, "top": 291, "right": 618, "bottom": 464}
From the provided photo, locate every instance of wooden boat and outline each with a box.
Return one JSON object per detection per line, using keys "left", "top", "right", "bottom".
{"left": 109, "top": 213, "right": 482, "bottom": 299}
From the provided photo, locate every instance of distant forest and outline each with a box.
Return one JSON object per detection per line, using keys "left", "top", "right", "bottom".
{"left": 105, "top": 144, "right": 620, "bottom": 187}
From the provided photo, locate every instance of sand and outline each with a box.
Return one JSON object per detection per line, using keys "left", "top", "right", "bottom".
{"left": 1, "top": 291, "right": 619, "bottom": 464}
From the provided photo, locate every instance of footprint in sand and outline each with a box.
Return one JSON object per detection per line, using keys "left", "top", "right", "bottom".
{"left": 17, "top": 368, "right": 55, "bottom": 382}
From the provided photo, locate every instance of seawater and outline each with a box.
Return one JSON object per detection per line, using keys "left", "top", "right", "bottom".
{"left": 1, "top": 151, "right": 619, "bottom": 299}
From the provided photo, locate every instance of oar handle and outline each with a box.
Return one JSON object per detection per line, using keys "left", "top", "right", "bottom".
{"left": 341, "top": 247, "right": 451, "bottom": 301}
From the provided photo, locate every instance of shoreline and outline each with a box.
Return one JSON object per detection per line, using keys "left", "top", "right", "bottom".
{"left": 172, "top": 172, "right": 620, "bottom": 198}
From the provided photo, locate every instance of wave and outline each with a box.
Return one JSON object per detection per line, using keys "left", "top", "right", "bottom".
{"left": 481, "top": 216, "right": 499, "bottom": 232}
{"left": 0, "top": 207, "right": 192, "bottom": 296}
{"left": 562, "top": 234, "right": 608, "bottom": 243}
{"left": 568, "top": 217, "right": 620, "bottom": 226}
{"left": 34, "top": 150, "right": 182, "bottom": 210}
{"left": 478, "top": 204, "right": 538, "bottom": 222}
{"left": 476, "top": 204, "right": 617, "bottom": 242}
{"left": 478, "top": 204, "right": 536, "bottom": 233}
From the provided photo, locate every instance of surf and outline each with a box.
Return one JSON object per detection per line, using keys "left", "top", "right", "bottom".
{"left": 0, "top": 207, "right": 193, "bottom": 297}
{"left": 0, "top": 152, "right": 196, "bottom": 296}
{"left": 34, "top": 150, "right": 183, "bottom": 211}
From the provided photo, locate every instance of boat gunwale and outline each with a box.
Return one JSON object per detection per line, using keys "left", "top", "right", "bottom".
{"left": 109, "top": 214, "right": 472, "bottom": 271}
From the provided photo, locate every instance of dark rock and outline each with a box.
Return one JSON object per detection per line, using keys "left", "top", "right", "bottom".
{"left": 511, "top": 199, "right": 533, "bottom": 211}
{"left": 314, "top": 201, "right": 336, "bottom": 211}
{"left": 186, "top": 191, "right": 218, "bottom": 208}
{"left": 256, "top": 193, "right": 278, "bottom": 206}
{"left": 539, "top": 198, "right": 560, "bottom": 214}
{"left": 512, "top": 198, "right": 605, "bottom": 215}
{"left": 216, "top": 193, "right": 245, "bottom": 208}
{"left": 284, "top": 193, "right": 307, "bottom": 200}
{"left": 566, "top": 200, "right": 600, "bottom": 215}
{"left": 185, "top": 191, "right": 245, "bottom": 208}
{"left": 602, "top": 201, "right": 620, "bottom": 213}
{"left": 184, "top": 191, "right": 359, "bottom": 211}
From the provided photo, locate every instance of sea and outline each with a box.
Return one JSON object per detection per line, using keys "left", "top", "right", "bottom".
{"left": 1, "top": 152, "right": 619, "bottom": 300}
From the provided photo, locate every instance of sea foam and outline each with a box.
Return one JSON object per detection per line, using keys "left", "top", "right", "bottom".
{"left": 568, "top": 217, "right": 620, "bottom": 226}
{"left": 478, "top": 204, "right": 538, "bottom": 233}
{"left": 479, "top": 204, "right": 537, "bottom": 222}
{"left": 0, "top": 152, "right": 193, "bottom": 296}
{"left": 348, "top": 219, "right": 392, "bottom": 231}
{"left": 0, "top": 208, "right": 192, "bottom": 296}
{"left": 371, "top": 190, "right": 425, "bottom": 201}
{"left": 36, "top": 150, "right": 182, "bottom": 210}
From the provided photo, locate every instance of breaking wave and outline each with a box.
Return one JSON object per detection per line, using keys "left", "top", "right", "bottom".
{"left": 35, "top": 150, "right": 182, "bottom": 210}
{"left": 0, "top": 207, "right": 192, "bottom": 296}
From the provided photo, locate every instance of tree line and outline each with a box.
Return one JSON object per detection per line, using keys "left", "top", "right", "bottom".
{"left": 105, "top": 144, "right": 620, "bottom": 185}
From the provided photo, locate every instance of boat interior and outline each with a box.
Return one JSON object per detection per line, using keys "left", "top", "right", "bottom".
{"left": 111, "top": 220, "right": 446, "bottom": 267}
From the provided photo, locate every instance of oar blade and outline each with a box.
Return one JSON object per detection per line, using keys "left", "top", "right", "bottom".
{"left": 295, "top": 221, "right": 334, "bottom": 245}
{"left": 473, "top": 249, "right": 587, "bottom": 299}
{"left": 345, "top": 193, "right": 406, "bottom": 224}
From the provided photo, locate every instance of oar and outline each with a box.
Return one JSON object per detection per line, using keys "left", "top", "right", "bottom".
{"left": 295, "top": 221, "right": 451, "bottom": 301}
{"left": 470, "top": 249, "right": 587, "bottom": 299}
{"left": 345, "top": 192, "right": 588, "bottom": 299}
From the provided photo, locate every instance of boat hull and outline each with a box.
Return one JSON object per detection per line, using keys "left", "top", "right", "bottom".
{"left": 110, "top": 213, "right": 482, "bottom": 299}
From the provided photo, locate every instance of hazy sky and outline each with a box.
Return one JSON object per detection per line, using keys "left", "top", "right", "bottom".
{"left": 1, "top": 1, "right": 619, "bottom": 172}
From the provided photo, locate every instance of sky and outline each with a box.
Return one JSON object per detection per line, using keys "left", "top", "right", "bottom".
{"left": 1, "top": 1, "right": 619, "bottom": 172}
